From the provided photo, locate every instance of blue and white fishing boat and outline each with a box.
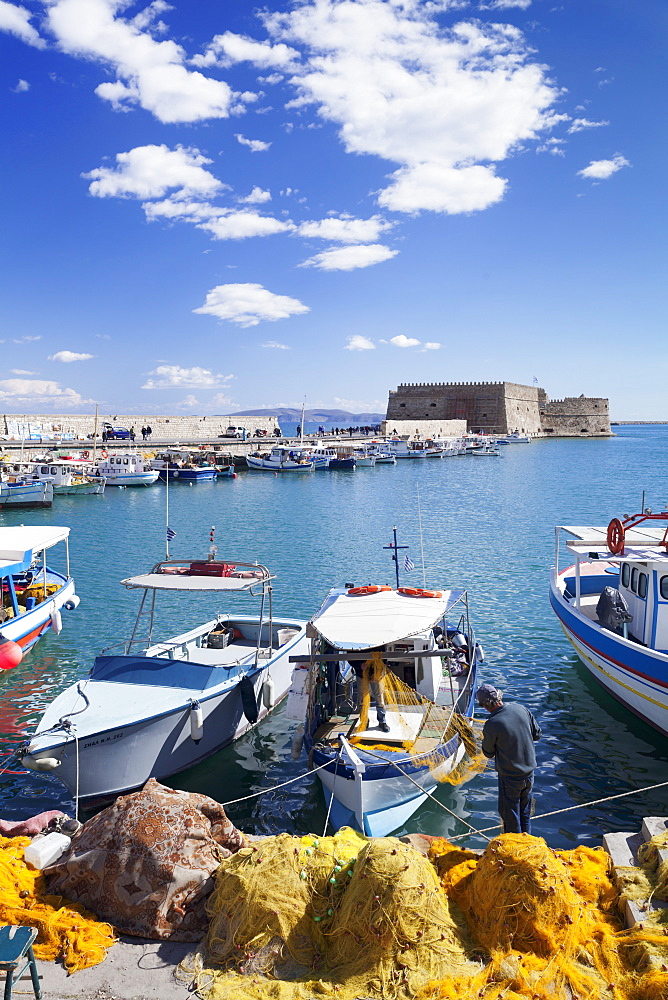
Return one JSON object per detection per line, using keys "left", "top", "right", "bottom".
{"left": 94, "top": 452, "right": 159, "bottom": 487}
{"left": 0, "top": 526, "right": 79, "bottom": 662}
{"left": 288, "top": 532, "right": 482, "bottom": 836}
{"left": 550, "top": 509, "right": 668, "bottom": 737}
{"left": 246, "top": 446, "right": 314, "bottom": 472}
{"left": 151, "top": 449, "right": 218, "bottom": 481}
{"left": 0, "top": 479, "right": 53, "bottom": 508}
{"left": 22, "top": 552, "right": 309, "bottom": 805}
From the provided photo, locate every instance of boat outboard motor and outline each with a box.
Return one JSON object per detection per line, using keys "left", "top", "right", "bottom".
{"left": 450, "top": 632, "right": 468, "bottom": 650}
{"left": 596, "top": 586, "right": 633, "bottom": 634}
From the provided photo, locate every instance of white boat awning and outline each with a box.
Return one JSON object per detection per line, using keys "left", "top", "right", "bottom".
{"left": 560, "top": 525, "right": 668, "bottom": 562}
{"left": 0, "top": 526, "right": 70, "bottom": 567}
{"left": 311, "top": 588, "right": 465, "bottom": 650}
{"left": 121, "top": 572, "right": 272, "bottom": 591}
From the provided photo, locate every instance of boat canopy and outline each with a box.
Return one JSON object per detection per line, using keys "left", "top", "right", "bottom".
{"left": 559, "top": 525, "right": 668, "bottom": 563}
{"left": 310, "top": 587, "right": 465, "bottom": 650}
{"left": 0, "top": 526, "right": 70, "bottom": 571}
{"left": 121, "top": 572, "right": 274, "bottom": 592}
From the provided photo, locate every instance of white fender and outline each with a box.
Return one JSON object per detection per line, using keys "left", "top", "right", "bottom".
{"left": 190, "top": 701, "right": 204, "bottom": 742}
{"left": 262, "top": 677, "right": 275, "bottom": 709}
{"left": 64, "top": 595, "right": 81, "bottom": 611}
{"left": 50, "top": 608, "right": 63, "bottom": 635}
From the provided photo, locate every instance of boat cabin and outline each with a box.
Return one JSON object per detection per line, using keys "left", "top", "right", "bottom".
{"left": 97, "top": 453, "right": 151, "bottom": 474}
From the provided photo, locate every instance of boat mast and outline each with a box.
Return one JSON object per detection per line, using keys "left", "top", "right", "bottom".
{"left": 417, "top": 486, "right": 426, "bottom": 587}
{"left": 92, "top": 403, "right": 99, "bottom": 464}
{"left": 300, "top": 398, "right": 305, "bottom": 446}
{"left": 165, "top": 463, "right": 170, "bottom": 559}
{"left": 383, "top": 526, "right": 409, "bottom": 589}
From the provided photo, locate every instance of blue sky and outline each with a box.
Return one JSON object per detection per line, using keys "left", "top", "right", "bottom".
{"left": 1, "top": 0, "right": 665, "bottom": 418}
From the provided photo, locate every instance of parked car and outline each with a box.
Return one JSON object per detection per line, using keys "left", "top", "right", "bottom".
{"left": 219, "top": 426, "right": 248, "bottom": 439}
{"left": 102, "top": 423, "right": 131, "bottom": 440}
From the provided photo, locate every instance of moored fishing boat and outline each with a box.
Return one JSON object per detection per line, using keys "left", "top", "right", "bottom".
{"left": 24, "top": 461, "right": 105, "bottom": 495}
{"left": 550, "top": 509, "right": 668, "bottom": 736}
{"left": 0, "top": 526, "right": 79, "bottom": 661}
{"left": 288, "top": 581, "right": 482, "bottom": 836}
{"left": 151, "top": 449, "right": 218, "bottom": 481}
{"left": 0, "top": 479, "right": 53, "bottom": 508}
{"left": 246, "top": 446, "right": 314, "bottom": 472}
{"left": 22, "top": 551, "right": 309, "bottom": 804}
{"left": 93, "top": 452, "right": 159, "bottom": 487}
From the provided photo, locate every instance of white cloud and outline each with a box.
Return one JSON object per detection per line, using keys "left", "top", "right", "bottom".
{"left": 421, "top": 342, "right": 441, "bottom": 351}
{"left": 10, "top": 368, "right": 36, "bottom": 375}
{"left": 0, "top": 379, "right": 92, "bottom": 407}
{"left": 210, "top": 392, "right": 235, "bottom": 409}
{"left": 262, "top": 341, "right": 290, "bottom": 349}
{"left": 192, "top": 31, "right": 298, "bottom": 70}
{"left": 48, "top": 350, "right": 94, "bottom": 362}
{"left": 567, "top": 117, "right": 609, "bottom": 134}
{"left": 12, "top": 78, "right": 30, "bottom": 92}
{"left": 238, "top": 186, "right": 272, "bottom": 204}
{"left": 481, "top": 0, "right": 532, "bottom": 8}
{"left": 264, "top": 0, "right": 560, "bottom": 214}
{"left": 344, "top": 335, "right": 375, "bottom": 351}
{"left": 297, "top": 215, "right": 393, "bottom": 243}
{"left": 194, "top": 283, "right": 309, "bottom": 328}
{"left": 333, "top": 396, "right": 383, "bottom": 412}
{"left": 142, "top": 196, "right": 293, "bottom": 240}
{"left": 84, "top": 144, "right": 222, "bottom": 200}
{"left": 13, "top": 335, "right": 41, "bottom": 343}
{"left": 45, "top": 0, "right": 239, "bottom": 123}
{"left": 578, "top": 154, "right": 630, "bottom": 180}
{"left": 142, "top": 366, "right": 234, "bottom": 389}
{"left": 301, "top": 243, "right": 398, "bottom": 271}
{"left": 235, "top": 134, "right": 271, "bottom": 152}
{"left": 390, "top": 335, "right": 421, "bottom": 348}
{"left": 0, "top": 1, "right": 45, "bottom": 47}
{"left": 536, "top": 137, "right": 565, "bottom": 156}
{"left": 176, "top": 394, "right": 199, "bottom": 410}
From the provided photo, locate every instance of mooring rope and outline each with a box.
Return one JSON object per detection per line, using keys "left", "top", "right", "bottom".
{"left": 220, "top": 757, "right": 334, "bottom": 807}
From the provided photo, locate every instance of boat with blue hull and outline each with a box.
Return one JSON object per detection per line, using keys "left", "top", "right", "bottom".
{"left": 550, "top": 510, "right": 668, "bottom": 737}
{"left": 151, "top": 449, "right": 218, "bottom": 482}
{"left": 289, "top": 582, "right": 482, "bottom": 837}
{"left": 22, "top": 555, "right": 309, "bottom": 805}
{"left": 0, "top": 480, "right": 53, "bottom": 508}
{"left": 0, "top": 526, "right": 79, "bottom": 661}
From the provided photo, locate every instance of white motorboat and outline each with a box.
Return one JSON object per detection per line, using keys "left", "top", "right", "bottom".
{"left": 352, "top": 449, "right": 376, "bottom": 467}
{"left": 247, "top": 446, "right": 314, "bottom": 472}
{"left": 289, "top": 581, "right": 482, "bottom": 837}
{"left": 0, "top": 479, "right": 53, "bottom": 508}
{"left": 23, "top": 554, "right": 309, "bottom": 805}
{"left": 24, "top": 461, "right": 105, "bottom": 495}
{"left": 93, "top": 452, "right": 159, "bottom": 487}
{"left": 550, "top": 509, "right": 668, "bottom": 736}
{"left": 504, "top": 433, "right": 531, "bottom": 443}
{"left": 385, "top": 440, "right": 428, "bottom": 459}
{"left": 0, "top": 525, "right": 79, "bottom": 661}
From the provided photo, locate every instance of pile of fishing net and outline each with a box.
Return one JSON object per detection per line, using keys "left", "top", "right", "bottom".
{"left": 419, "top": 832, "right": 668, "bottom": 1000}
{"left": 181, "top": 828, "right": 477, "bottom": 1000}
{"left": 0, "top": 835, "right": 115, "bottom": 973}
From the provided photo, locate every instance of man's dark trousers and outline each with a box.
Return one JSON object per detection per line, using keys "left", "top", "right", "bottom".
{"left": 498, "top": 773, "right": 533, "bottom": 834}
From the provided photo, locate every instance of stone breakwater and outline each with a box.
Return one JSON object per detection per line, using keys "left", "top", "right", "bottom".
{"left": 1, "top": 413, "right": 280, "bottom": 441}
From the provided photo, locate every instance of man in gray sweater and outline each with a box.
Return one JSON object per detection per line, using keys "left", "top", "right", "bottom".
{"left": 477, "top": 683, "right": 542, "bottom": 835}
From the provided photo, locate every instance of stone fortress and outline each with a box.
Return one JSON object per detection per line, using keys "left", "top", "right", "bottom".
{"left": 384, "top": 381, "right": 611, "bottom": 438}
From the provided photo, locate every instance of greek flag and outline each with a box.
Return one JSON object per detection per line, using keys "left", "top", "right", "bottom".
{"left": 166, "top": 526, "right": 176, "bottom": 541}
{"left": 404, "top": 553, "right": 415, "bottom": 572}
{"left": 533, "top": 376, "right": 539, "bottom": 385}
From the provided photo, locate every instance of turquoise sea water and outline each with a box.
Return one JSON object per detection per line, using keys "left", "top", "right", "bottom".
{"left": 1, "top": 426, "right": 667, "bottom": 848}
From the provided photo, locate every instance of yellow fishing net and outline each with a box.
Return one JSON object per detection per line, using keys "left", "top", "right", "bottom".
{"left": 181, "top": 830, "right": 477, "bottom": 1000}
{"left": 0, "top": 836, "right": 116, "bottom": 973}
{"left": 421, "top": 832, "right": 668, "bottom": 1000}
{"left": 350, "top": 651, "right": 487, "bottom": 785}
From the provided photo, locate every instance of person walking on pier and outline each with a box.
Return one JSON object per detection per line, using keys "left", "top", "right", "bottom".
{"left": 477, "top": 684, "right": 541, "bottom": 835}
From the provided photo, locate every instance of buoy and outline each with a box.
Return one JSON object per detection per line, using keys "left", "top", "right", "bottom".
{"left": 190, "top": 701, "right": 204, "bottom": 742}
{"left": 64, "top": 595, "right": 81, "bottom": 611}
{"left": 0, "top": 638, "right": 23, "bottom": 671}
{"left": 239, "top": 675, "right": 259, "bottom": 724}
{"left": 232, "top": 472, "right": 238, "bottom": 479}
{"left": 22, "top": 755, "right": 61, "bottom": 771}
{"left": 50, "top": 608, "right": 63, "bottom": 635}
{"left": 291, "top": 723, "right": 304, "bottom": 760}
{"left": 262, "top": 676, "right": 275, "bottom": 709}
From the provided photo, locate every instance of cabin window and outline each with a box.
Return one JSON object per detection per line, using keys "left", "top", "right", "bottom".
{"left": 123, "top": 458, "right": 129, "bottom": 465}
{"left": 638, "top": 573, "right": 648, "bottom": 600}
{"left": 621, "top": 564, "right": 630, "bottom": 588}
{"left": 51, "top": 467, "right": 57, "bottom": 475}
{"left": 661, "top": 576, "right": 668, "bottom": 600}
{"left": 631, "top": 567, "right": 639, "bottom": 593}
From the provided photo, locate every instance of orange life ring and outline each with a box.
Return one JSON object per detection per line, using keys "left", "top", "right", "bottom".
{"left": 398, "top": 587, "right": 444, "bottom": 598}
{"left": 82, "top": 449, "right": 90, "bottom": 459}
{"left": 607, "top": 517, "right": 625, "bottom": 555}
{"left": 100, "top": 449, "right": 108, "bottom": 459}
{"left": 347, "top": 585, "right": 392, "bottom": 596}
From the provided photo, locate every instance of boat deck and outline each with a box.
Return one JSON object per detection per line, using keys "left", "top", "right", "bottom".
{"left": 151, "top": 637, "right": 273, "bottom": 667}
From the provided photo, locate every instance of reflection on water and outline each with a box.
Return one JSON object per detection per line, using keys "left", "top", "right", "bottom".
{"left": 1, "top": 426, "right": 667, "bottom": 847}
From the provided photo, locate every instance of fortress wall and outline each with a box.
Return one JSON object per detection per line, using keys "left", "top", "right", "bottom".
{"left": 501, "top": 382, "right": 543, "bottom": 437}
{"left": 381, "top": 419, "right": 467, "bottom": 439}
{"left": 1, "top": 413, "right": 280, "bottom": 441}
{"left": 539, "top": 397, "right": 611, "bottom": 437}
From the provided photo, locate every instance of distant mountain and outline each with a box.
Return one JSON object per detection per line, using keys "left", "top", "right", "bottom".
{"left": 231, "top": 407, "right": 385, "bottom": 423}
